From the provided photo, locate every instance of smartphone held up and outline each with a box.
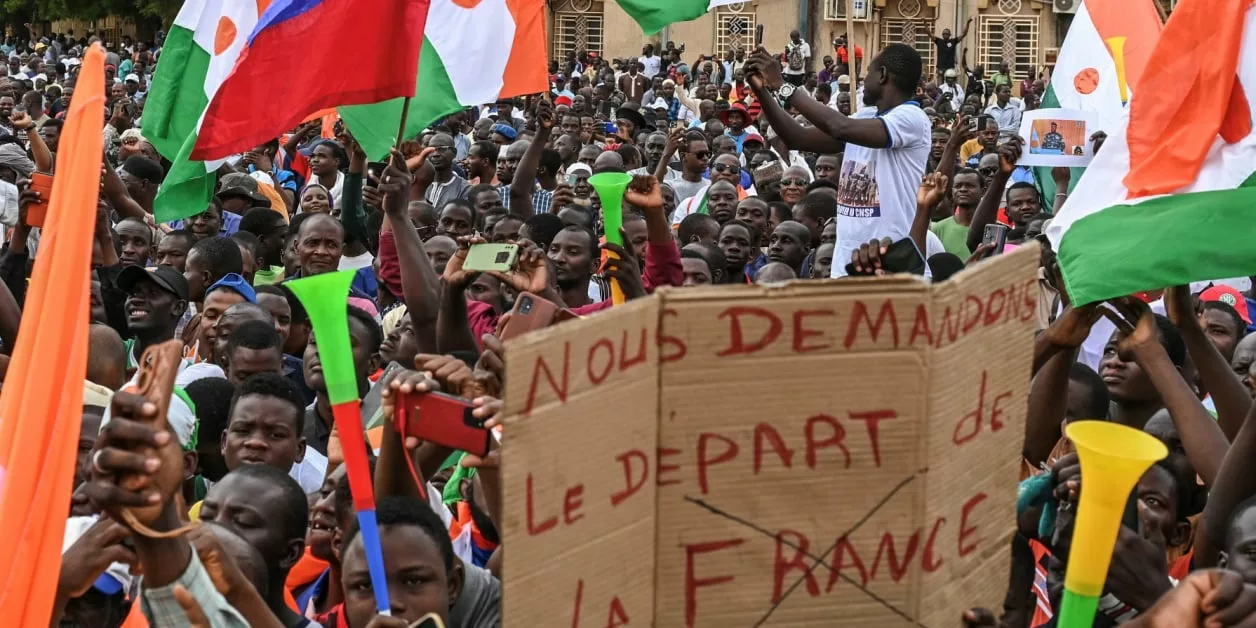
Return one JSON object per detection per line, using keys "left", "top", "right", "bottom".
{"left": 463, "top": 243, "right": 519, "bottom": 273}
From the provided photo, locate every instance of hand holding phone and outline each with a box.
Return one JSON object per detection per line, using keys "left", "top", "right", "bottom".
{"left": 395, "top": 391, "right": 490, "bottom": 457}
{"left": 463, "top": 243, "right": 519, "bottom": 272}
{"left": 981, "top": 224, "right": 1008, "bottom": 256}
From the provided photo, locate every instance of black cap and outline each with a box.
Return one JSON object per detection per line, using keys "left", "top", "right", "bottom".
{"left": 117, "top": 265, "right": 190, "bottom": 302}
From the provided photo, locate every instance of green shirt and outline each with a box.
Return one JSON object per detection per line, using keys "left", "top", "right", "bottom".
{"left": 252, "top": 265, "right": 285, "bottom": 286}
{"left": 930, "top": 216, "right": 972, "bottom": 257}
{"left": 991, "top": 72, "right": 1012, "bottom": 88}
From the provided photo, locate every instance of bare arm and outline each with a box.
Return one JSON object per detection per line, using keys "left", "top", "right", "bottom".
{"left": 14, "top": 113, "right": 51, "bottom": 172}
{"left": 1165, "top": 285, "right": 1253, "bottom": 440}
{"left": 966, "top": 137, "right": 1022, "bottom": 253}
{"left": 937, "top": 114, "right": 972, "bottom": 181}
{"left": 1202, "top": 400, "right": 1256, "bottom": 565}
{"left": 957, "top": 18, "right": 973, "bottom": 41}
{"left": 1110, "top": 300, "right": 1230, "bottom": 487}
{"left": 509, "top": 104, "right": 553, "bottom": 217}
{"left": 101, "top": 160, "right": 147, "bottom": 220}
{"left": 377, "top": 152, "right": 440, "bottom": 354}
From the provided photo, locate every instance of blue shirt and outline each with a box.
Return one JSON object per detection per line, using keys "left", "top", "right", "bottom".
{"left": 165, "top": 211, "right": 243, "bottom": 236}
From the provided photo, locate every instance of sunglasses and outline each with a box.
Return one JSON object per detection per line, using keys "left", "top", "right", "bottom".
{"left": 689, "top": 150, "right": 710, "bottom": 160}
{"left": 712, "top": 163, "right": 741, "bottom": 174}
{"left": 780, "top": 178, "right": 807, "bottom": 186}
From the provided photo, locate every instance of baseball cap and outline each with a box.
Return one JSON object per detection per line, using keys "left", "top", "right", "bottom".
{"left": 1200, "top": 285, "right": 1252, "bottom": 324}
{"left": 554, "top": 94, "right": 573, "bottom": 107}
{"left": 124, "top": 73, "right": 139, "bottom": 83}
{"left": 944, "top": 69, "right": 958, "bottom": 78}
{"left": 117, "top": 265, "right": 190, "bottom": 302}
{"left": 743, "top": 133, "right": 766, "bottom": 145}
{"left": 206, "top": 272, "right": 257, "bottom": 303}
{"left": 491, "top": 123, "right": 518, "bottom": 140}
{"left": 217, "top": 172, "right": 270, "bottom": 205}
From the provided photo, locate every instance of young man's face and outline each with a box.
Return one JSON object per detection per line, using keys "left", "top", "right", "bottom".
{"left": 221, "top": 393, "right": 306, "bottom": 472}
{"left": 343, "top": 524, "right": 457, "bottom": 627}
{"left": 1200, "top": 308, "right": 1242, "bottom": 362}
{"left": 1100, "top": 331, "right": 1158, "bottom": 404}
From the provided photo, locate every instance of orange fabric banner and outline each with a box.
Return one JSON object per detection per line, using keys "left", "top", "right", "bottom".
{"left": 0, "top": 45, "right": 105, "bottom": 624}
{"left": 1123, "top": 0, "right": 1253, "bottom": 197}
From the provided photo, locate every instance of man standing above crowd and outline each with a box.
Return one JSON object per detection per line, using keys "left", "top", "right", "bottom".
{"left": 783, "top": 30, "right": 810, "bottom": 86}
{"left": 639, "top": 44, "right": 662, "bottom": 79}
{"left": 928, "top": 17, "right": 972, "bottom": 82}
{"left": 746, "top": 43, "right": 929, "bottom": 276}
{"left": 618, "top": 62, "right": 649, "bottom": 105}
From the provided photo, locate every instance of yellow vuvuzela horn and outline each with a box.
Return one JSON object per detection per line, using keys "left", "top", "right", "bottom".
{"left": 1058, "top": 420, "right": 1167, "bottom": 628}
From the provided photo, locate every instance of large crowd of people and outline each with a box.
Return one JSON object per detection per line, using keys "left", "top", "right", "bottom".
{"left": 3, "top": 20, "right": 1256, "bottom": 628}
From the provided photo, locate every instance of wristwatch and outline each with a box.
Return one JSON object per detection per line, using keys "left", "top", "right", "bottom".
{"left": 773, "top": 83, "right": 797, "bottom": 108}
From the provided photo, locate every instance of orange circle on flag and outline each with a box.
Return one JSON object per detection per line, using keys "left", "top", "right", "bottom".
{"left": 214, "top": 17, "right": 238, "bottom": 55}
{"left": 451, "top": 0, "right": 482, "bottom": 7}
{"left": 1073, "top": 68, "right": 1100, "bottom": 95}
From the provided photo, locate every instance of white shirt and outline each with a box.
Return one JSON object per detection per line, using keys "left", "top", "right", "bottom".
{"left": 784, "top": 41, "right": 811, "bottom": 76}
{"left": 831, "top": 104, "right": 930, "bottom": 278}
{"left": 639, "top": 54, "right": 661, "bottom": 79}
{"left": 939, "top": 81, "right": 964, "bottom": 104}
{"left": 985, "top": 100, "right": 1023, "bottom": 135}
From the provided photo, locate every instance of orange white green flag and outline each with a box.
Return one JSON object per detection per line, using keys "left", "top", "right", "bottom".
{"left": 1043, "top": 0, "right": 1161, "bottom": 125}
{"left": 1036, "top": 0, "right": 1161, "bottom": 210}
{"left": 340, "top": 0, "right": 548, "bottom": 160}
{"left": 1046, "top": 0, "right": 1256, "bottom": 305}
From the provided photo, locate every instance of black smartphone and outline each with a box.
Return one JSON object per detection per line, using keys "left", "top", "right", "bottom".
{"left": 755, "top": 25, "right": 764, "bottom": 48}
{"left": 367, "top": 161, "right": 388, "bottom": 180}
{"left": 982, "top": 224, "right": 1008, "bottom": 255}
{"left": 844, "top": 238, "right": 925, "bottom": 276}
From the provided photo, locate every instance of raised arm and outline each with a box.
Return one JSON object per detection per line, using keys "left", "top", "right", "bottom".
{"left": 1109, "top": 298, "right": 1230, "bottom": 487}
{"left": 957, "top": 17, "right": 973, "bottom": 41}
{"left": 12, "top": 112, "right": 50, "bottom": 172}
{"left": 377, "top": 150, "right": 440, "bottom": 353}
{"left": 654, "top": 128, "right": 684, "bottom": 182}
{"left": 937, "top": 114, "right": 972, "bottom": 181}
{"left": 339, "top": 138, "right": 370, "bottom": 256}
{"left": 100, "top": 159, "right": 147, "bottom": 220}
{"left": 966, "top": 137, "right": 1022, "bottom": 253}
{"left": 1202, "top": 395, "right": 1256, "bottom": 567}
{"left": 746, "top": 49, "right": 892, "bottom": 149}
{"left": 912, "top": 172, "right": 946, "bottom": 254}
{"left": 509, "top": 100, "right": 554, "bottom": 217}
{"left": 1165, "top": 285, "right": 1253, "bottom": 440}
{"left": 438, "top": 236, "right": 488, "bottom": 356}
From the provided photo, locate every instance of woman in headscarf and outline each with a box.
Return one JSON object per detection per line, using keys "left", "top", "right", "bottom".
{"left": 299, "top": 182, "right": 332, "bottom": 215}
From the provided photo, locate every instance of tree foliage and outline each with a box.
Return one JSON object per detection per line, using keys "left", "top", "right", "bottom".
{"left": 2, "top": 0, "right": 180, "bottom": 23}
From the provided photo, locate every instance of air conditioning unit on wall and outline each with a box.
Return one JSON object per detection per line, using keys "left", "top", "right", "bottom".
{"left": 1053, "top": 0, "right": 1079, "bottom": 14}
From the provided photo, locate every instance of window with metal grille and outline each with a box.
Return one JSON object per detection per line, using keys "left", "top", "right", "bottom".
{"left": 552, "top": 11, "right": 604, "bottom": 59}
{"left": 822, "top": 0, "right": 872, "bottom": 21}
{"left": 976, "top": 16, "right": 1038, "bottom": 80}
{"left": 714, "top": 8, "right": 757, "bottom": 56}
{"left": 878, "top": 19, "right": 935, "bottom": 74}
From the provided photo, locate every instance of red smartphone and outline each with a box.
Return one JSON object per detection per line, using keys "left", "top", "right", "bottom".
{"left": 500, "top": 292, "right": 560, "bottom": 341}
{"left": 27, "top": 172, "right": 52, "bottom": 227}
{"left": 396, "top": 391, "right": 490, "bottom": 457}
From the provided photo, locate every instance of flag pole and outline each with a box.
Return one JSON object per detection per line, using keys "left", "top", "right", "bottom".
{"left": 394, "top": 97, "right": 411, "bottom": 150}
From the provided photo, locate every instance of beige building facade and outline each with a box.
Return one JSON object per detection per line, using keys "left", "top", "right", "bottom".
{"left": 549, "top": 0, "right": 1072, "bottom": 86}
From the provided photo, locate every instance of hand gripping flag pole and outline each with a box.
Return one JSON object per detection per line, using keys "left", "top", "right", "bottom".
{"left": 287, "top": 270, "right": 391, "bottom": 615}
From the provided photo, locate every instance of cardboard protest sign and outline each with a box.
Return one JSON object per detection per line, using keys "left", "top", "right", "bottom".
{"left": 499, "top": 296, "right": 662, "bottom": 628}
{"left": 502, "top": 245, "right": 1040, "bottom": 627}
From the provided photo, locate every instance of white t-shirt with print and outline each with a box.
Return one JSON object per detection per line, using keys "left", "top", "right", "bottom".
{"left": 639, "top": 54, "right": 661, "bottom": 78}
{"left": 831, "top": 104, "right": 930, "bottom": 278}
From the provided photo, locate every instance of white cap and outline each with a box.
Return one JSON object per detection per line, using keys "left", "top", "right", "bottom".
{"left": 944, "top": 69, "right": 958, "bottom": 78}
{"left": 124, "top": 73, "right": 139, "bottom": 83}
{"left": 648, "top": 97, "right": 668, "bottom": 110}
